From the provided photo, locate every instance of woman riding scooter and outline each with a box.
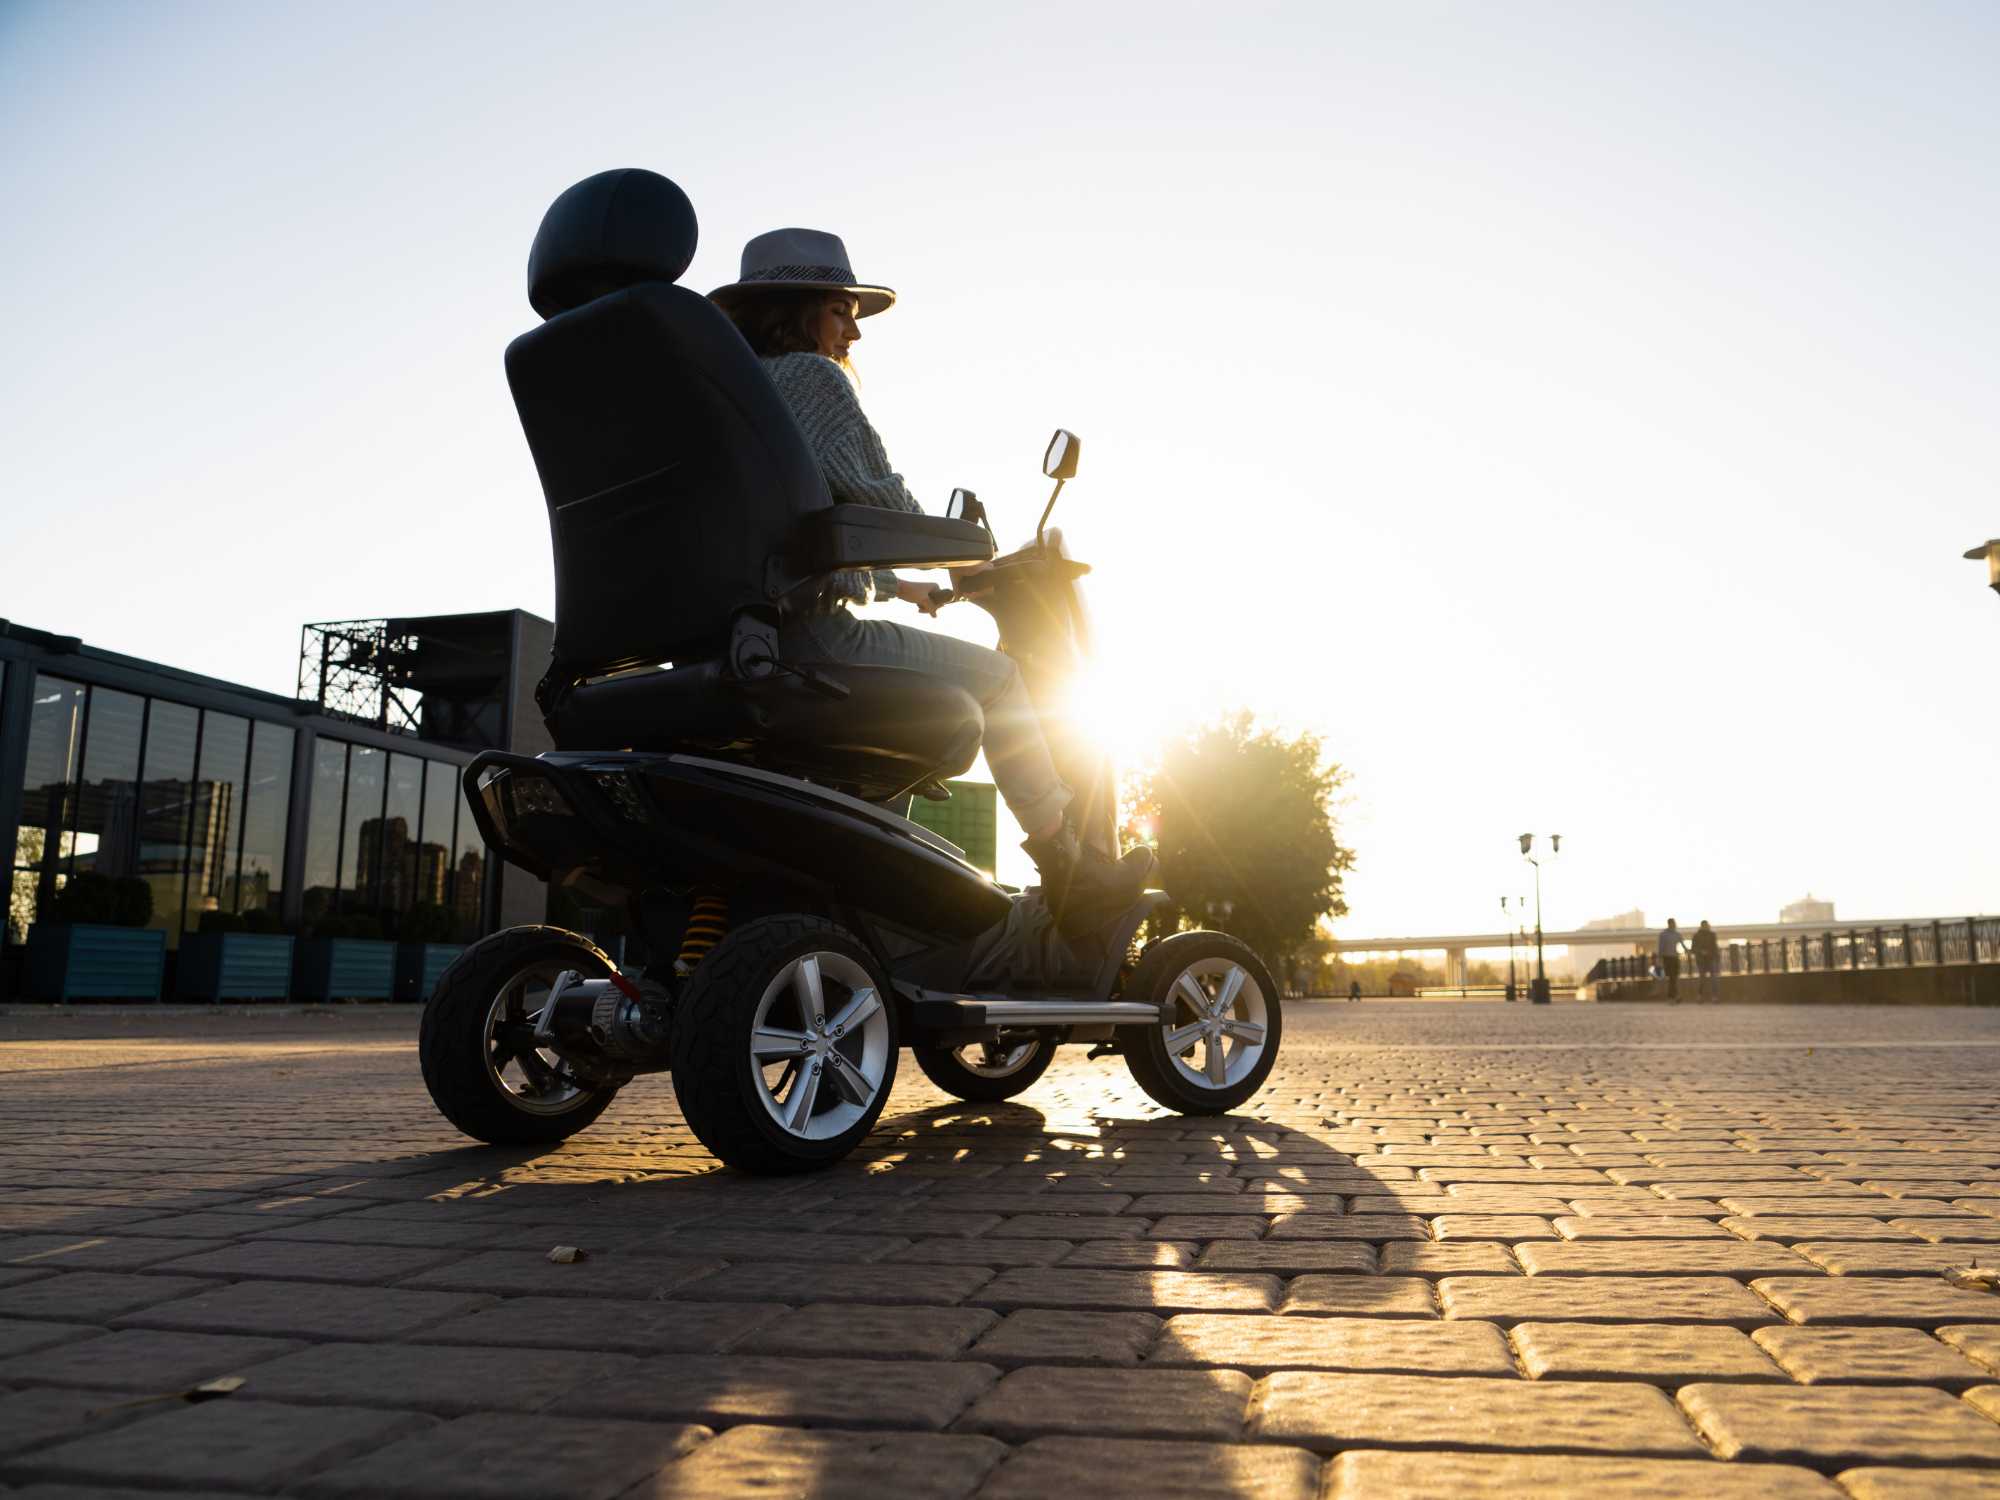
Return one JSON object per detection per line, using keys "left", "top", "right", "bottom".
{"left": 712, "top": 228, "right": 1151, "bottom": 929}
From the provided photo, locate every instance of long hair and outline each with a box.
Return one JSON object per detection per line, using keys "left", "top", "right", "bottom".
{"left": 719, "top": 288, "right": 851, "bottom": 370}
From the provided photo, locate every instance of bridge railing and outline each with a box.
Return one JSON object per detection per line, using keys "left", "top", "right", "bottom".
{"left": 1590, "top": 918, "right": 2000, "bottom": 983}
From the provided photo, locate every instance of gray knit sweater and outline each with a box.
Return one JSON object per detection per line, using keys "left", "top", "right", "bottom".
{"left": 764, "top": 352, "right": 923, "bottom": 605}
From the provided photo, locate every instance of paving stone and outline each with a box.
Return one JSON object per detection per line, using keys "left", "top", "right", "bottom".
{"left": 1554, "top": 1216, "right": 1734, "bottom": 1239}
{"left": 5, "top": 1398, "right": 430, "bottom": 1490}
{"left": 988, "top": 1214, "right": 1148, "bottom": 1239}
{"left": 665, "top": 1260, "right": 990, "bottom": 1305}
{"left": 1266, "top": 1213, "right": 1429, "bottom": 1240}
{"left": 0, "top": 1234, "right": 214, "bottom": 1271}
{"left": 0, "top": 1318, "right": 97, "bottom": 1359}
{"left": 1891, "top": 1217, "right": 2000, "bottom": 1242}
{"left": 636, "top": 1424, "right": 1007, "bottom": 1500}
{"left": 1966, "top": 1384, "right": 2000, "bottom": 1421}
{"left": 1725, "top": 1198, "right": 1959, "bottom": 1217}
{"left": 1151, "top": 1313, "right": 1513, "bottom": 1375}
{"left": 1324, "top": 1450, "right": 1843, "bottom": 1496}
{"left": 1750, "top": 1276, "right": 2000, "bottom": 1328}
{"left": 0, "top": 1269, "right": 218, "bottom": 1325}
{"left": 1431, "top": 1214, "right": 1557, "bottom": 1240}
{"left": 972, "top": 1268, "right": 1280, "bottom": 1313}
{"left": 151, "top": 1239, "right": 466, "bottom": 1286}
{"left": 978, "top": 1435, "right": 1320, "bottom": 1500}
{"left": 393, "top": 1249, "right": 724, "bottom": 1299}
{"left": 1278, "top": 1275, "right": 1439, "bottom": 1318}
{"left": 1517, "top": 1241, "right": 1811, "bottom": 1278}
{"left": 216, "top": 1339, "right": 639, "bottom": 1414}
{"left": 1721, "top": 1217, "right": 1914, "bottom": 1244}
{"left": 1835, "top": 1467, "right": 2000, "bottom": 1498}
{"left": 1060, "top": 1240, "right": 1196, "bottom": 1268}
{"left": 956, "top": 1364, "right": 1252, "bottom": 1441}
{"left": 1939, "top": 1325, "right": 2000, "bottom": 1375}
{"left": 1750, "top": 1326, "right": 1993, "bottom": 1388}
{"left": 885, "top": 1237, "right": 1071, "bottom": 1267}
{"left": 548, "top": 1354, "right": 999, "bottom": 1430}
{"left": 968, "top": 1308, "right": 1162, "bottom": 1366}
{"left": 413, "top": 1296, "right": 783, "bottom": 1355}
{"left": 1790, "top": 1242, "right": 1986, "bottom": 1276}
{"left": 0, "top": 1386, "right": 139, "bottom": 1459}
{"left": 295, "top": 1411, "right": 709, "bottom": 1499}
{"left": 0, "top": 1328, "right": 301, "bottom": 1392}
{"left": 1381, "top": 1241, "right": 1519, "bottom": 1276}
{"left": 1678, "top": 1382, "right": 2000, "bottom": 1469}
{"left": 245, "top": 1216, "right": 516, "bottom": 1248}
{"left": 112, "top": 1279, "right": 493, "bottom": 1340}
{"left": 644, "top": 1228, "right": 911, "bottom": 1262}
{"left": 1146, "top": 1215, "right": 1269, "bottom": 1240}
{"left": 1512, "top": 1322, "right": 1786, "bottom": 1383}
{"left": 733, "top": 1302, "right": 997, "bottom": 1360}
{"left": 1250, "top": 1372, "right": 1704, "bottom": 1455}
{"left": 1440, "top": 1274, "right": 1779, "bottom": 1327}
{"left": 1195, "top": 1241, "right": 1373, "bottom": 1274}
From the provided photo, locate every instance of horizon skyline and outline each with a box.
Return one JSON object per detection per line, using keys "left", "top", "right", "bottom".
{"left": 4, "top": 1, "right": 1995, "bottom": 939}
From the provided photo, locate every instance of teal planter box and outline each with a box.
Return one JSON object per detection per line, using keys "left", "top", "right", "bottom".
{"left": 175, "top": 933, "right": 295, "bottom": 1001}
{"left": 24, "top": 924, "right": 167, "bottom": 1001}
{"left": 396, "top": 943, "right": 465, "bottom": 1002}
{"left": 294, "top": 938, "right": 397, "bottom": 1001}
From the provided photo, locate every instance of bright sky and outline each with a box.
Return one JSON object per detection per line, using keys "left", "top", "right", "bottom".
{"left": 3, "top": 1, "right": 1995, "bottom": 938}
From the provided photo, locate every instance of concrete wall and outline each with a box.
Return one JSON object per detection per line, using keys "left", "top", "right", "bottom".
{"left": 1593, "top": 964, "right": 2000, "bottom": 1005}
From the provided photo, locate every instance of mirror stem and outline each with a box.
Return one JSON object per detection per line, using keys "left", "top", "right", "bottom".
{"left": 1035, "top": 479, "right": 1065, "bottom": 545}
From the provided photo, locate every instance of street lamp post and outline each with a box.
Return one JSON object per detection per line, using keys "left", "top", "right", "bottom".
{"left": 1966, "top": 539, "right": 2000, "bottom": 598}
{"left": 1501, "top": 896, "right": 1518, "bottom": 1003}
{"left": 1519, "top": 833, "right": 1562, "bottom": 1004}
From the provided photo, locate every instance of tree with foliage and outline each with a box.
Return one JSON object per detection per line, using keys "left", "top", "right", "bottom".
{"left": 1123, "top": 712, "right": 1354, "bottom": 971}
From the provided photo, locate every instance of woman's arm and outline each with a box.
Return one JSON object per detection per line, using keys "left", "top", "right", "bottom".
{"left": 768, "top": 354, "right": 925, "bottom": 604}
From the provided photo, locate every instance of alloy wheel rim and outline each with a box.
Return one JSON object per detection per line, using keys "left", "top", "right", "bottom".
{"left": 950, "top": 1037, "right": 1041, "bottom": 1079}
{"left": 1159, "top": 955, "right": 1269, "bottom": 1092}
{"left": 482, "top": 963, "right": 596, "bottom": 1116}
{"left": 748, "top": 951, "right": 890, "bottom": 1141}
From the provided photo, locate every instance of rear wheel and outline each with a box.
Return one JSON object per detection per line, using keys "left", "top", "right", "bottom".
{"left": 912, "top": 1034, "right": 1056, "bottom": 1102}
{"left": 418, "top": 925, "right": 621, "bottom": 1145}
{"left": 670, "top": 915, "right": 899, "bottom": 1174}
{"left": 1120, "top": 930, "right": 1281, "bottom": 1114}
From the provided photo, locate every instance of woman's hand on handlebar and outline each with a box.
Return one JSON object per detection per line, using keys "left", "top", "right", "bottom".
{"left": 896, "top": 578, "right": 950, "bottom": 616}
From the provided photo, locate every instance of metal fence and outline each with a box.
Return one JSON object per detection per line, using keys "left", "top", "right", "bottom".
{"left": 1591, "top": 918, "right": 2000, "bottom": 983}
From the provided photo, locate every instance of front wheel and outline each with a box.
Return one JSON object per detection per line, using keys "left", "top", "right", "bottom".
{"left": 1120, "top": 930, "right": 1282, "bottom": 1114}
{"left": 913, "top": 1035, "right": 1056, "bottom": 1102}
{"left": 418, "top": 925, "right": 621, "bottom": 1145}
{"left": 670, "top": 915, "right": 900, "bottom": 1174}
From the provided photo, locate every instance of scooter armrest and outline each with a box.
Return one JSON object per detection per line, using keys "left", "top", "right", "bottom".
{"left": 799, "top": 505, "right": 996, "bottom": 571}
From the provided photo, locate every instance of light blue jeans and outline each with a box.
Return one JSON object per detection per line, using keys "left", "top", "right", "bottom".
{"left": 781, "top": 608, "right": 1071, "bottom": 832}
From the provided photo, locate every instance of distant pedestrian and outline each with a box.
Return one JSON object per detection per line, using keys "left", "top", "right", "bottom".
{"left": 1349, "top": 979, "right": 1361, "bottom": 1003}
{"left": 1658, "top": 918, "right": 1688, "bottom": 1001}
{"left": 1693, "top": 919, "right": 1721, "bottom": 1001}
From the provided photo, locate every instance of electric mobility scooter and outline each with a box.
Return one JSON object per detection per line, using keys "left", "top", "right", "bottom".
{"left": 418, "top": 169, "right": 1283, "bottom": 1173}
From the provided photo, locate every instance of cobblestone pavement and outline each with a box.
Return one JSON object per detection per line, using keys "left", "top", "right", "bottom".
{"left": 3, "top": 1000, "right": 2000, "bottom": 1498}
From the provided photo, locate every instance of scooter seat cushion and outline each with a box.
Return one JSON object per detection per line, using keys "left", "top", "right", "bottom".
{"left": 550, "top": 661, "right": 983, "bottom": 799}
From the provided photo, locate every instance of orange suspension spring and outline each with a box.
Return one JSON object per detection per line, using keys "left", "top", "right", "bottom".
{"left": 676, "top": 894, "right": 730, "bottom": 971}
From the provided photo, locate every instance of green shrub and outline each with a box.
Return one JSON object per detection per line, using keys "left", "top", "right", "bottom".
{"left": 111, "top": 878, "right": 153, "bottom": 928}
{"left": 198, "top": 910, "right": 248, "bottom": 935}
{"left": 46, "top": 873, "right": 153, "bottom": 927}
{"left": 399, "top": 902, "right": 455, "bottom": 944}
{"left": 316, "top": 912, "right": 386, "bottom": 941}
{"left": 239, "top": 907, "right": 285, "bottom": 935}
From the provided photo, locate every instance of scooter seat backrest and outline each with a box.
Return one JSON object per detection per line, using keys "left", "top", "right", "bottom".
{"left": 506, "top": 169, "right": 829, "bottom": 685}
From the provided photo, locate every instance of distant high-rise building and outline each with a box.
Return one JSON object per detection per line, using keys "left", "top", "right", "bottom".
{"left": 1781, "top": 894, "right": 1835, "bottom": 924}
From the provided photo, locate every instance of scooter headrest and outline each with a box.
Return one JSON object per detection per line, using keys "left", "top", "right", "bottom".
{"left": 527, "top": 168, "right": 698, "bottom": 320}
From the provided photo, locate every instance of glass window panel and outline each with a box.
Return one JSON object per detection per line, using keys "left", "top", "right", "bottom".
{"left": 73, "top": 688, "right": 144, "bottom": 880}
{"left": 301, "top": 739, "right": 347, "bottom": 929}
{"left": 138, "top": 700, "right": 198, "bottom": 944}
{"left": 418, "top": 760, "right": 458, "bottom": 918}
{"left": 235, "top": 723, "right": 294, "bottom": 916}
{"left": 380, "top": 752, "right": 423, "bottom": 916}
{"left": 9, "top": 675, "right": 86, "bottom": 943}
{"left": 452, "top": 765, "right": 486, "bottom": 942}
{"left": 342, "top": 744, "right": 387, "bottom": 913}
{"left": 184, "top": 712, "right": 248, "bottom": 933}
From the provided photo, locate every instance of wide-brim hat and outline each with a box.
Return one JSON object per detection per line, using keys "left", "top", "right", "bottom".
{"left": 709, "top": 227, "right": 895, "bottom": 317}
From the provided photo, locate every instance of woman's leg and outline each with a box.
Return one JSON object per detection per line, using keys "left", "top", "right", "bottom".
{"left": 782, "top": 610, "right": 1070, "bottom": 833}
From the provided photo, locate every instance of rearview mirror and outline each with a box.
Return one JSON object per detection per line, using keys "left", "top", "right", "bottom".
{"left": 946, "top": 488, "right": 979, "bottom": 522}
{"left": 1043, "top": 430, "right": 1080, "bottom": 481}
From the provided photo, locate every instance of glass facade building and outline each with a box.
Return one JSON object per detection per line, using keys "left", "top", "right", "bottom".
{"left": 0, "top": 612, "right": 554, "bottom": 991}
